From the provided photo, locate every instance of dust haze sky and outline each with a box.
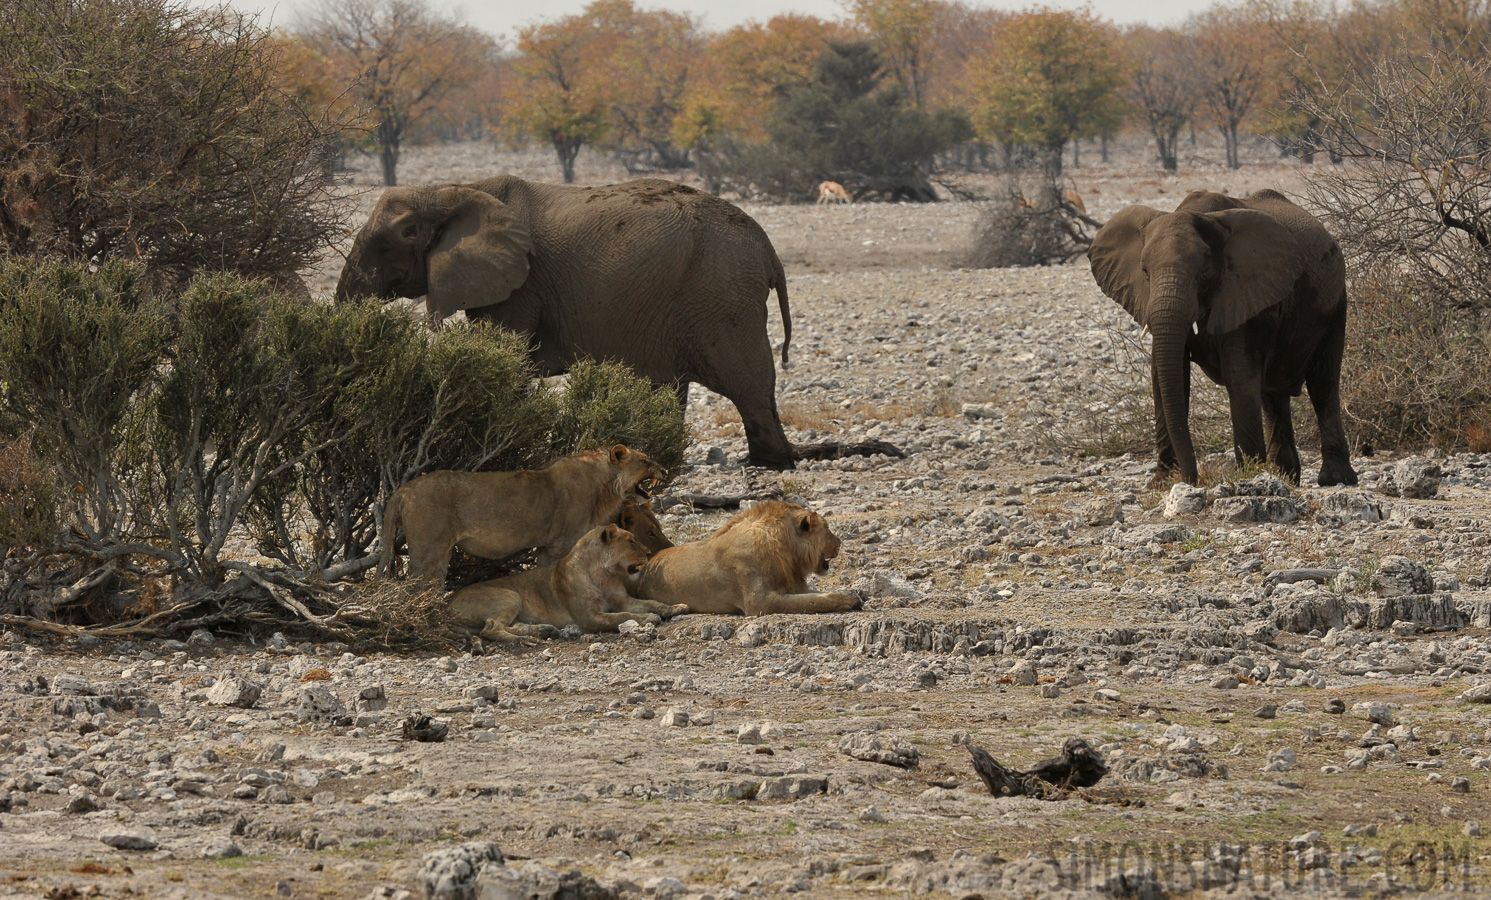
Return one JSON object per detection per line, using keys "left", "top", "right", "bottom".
{"left": 233, "top": 0, "right": 1214, "bottom": 42}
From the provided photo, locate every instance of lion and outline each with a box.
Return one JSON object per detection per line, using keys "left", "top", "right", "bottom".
{"left": 378, "top": 444, "right": 663, "bottom": 585}
{"left": 447, "top": 524, "right": 689, "bottom": 641}
{"left": 618, "top": 497, "right": 673, "bottom": 554}
{"left": 635, "top": 501, "right": 862, "bottom": 616}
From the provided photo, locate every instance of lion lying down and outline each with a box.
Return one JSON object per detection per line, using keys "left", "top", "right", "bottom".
{"left": 636, "top": 501, "right": 862, "bottom": 616}
{"left": 379, "top": 444, "right": 663, "bottom": 585}
{"left": 448, "top": 525, "right": 688, "bottom": 641}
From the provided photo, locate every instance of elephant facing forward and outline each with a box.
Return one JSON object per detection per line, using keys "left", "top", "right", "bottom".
{"left": 1088, "top": 189, "right": 1357, "bottom": 487}
{"left": 335, "top": 177, "right": 797, "bottom": 469}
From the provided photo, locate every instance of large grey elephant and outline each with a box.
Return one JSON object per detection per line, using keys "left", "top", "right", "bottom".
{"left": 335, "top": 177, "right": 797, "bottom": 469}
{"left": 1088, "top": 189, "right": 1357, "bottom": 487}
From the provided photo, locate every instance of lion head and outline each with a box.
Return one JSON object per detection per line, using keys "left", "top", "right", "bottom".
{"left": 716, "top": 501, "right": 841, "bottom": 580}
{"left": 618, "top": 498, "right": 673, "bottom": 554}
{"left": 572, "top": 523, "right": 652, "bottom": 578}
{"left": 606, "top": 444, "right": 664, "bottom": 501}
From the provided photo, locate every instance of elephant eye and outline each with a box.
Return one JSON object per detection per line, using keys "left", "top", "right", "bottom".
{"left": 400, "top": 224, "right": 418, "bottom": 240}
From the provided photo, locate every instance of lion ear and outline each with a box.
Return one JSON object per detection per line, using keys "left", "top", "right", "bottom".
{"left": 797, "top": 512, "right": 813, "bottom": 533}
{"left": 610, "top": 444, "right": 629, "bottom": 465}
{"left": 600, "top": 525, "right": 616, "bottom": 543}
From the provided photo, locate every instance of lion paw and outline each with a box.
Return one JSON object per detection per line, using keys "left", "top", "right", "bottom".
{"left": 632, "top": 613, "right": 662, "bottom": 626}
{"left": 665, "top": 604, "right": 691, "bottom": 619}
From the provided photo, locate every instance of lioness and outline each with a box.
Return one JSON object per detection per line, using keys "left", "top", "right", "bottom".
{"left": 448, "top": 525, "right": 689, "bottom": 641}
{"left": 379, "top": 444, "right": 663, "bottom": 585}
{"left": 636, "top": 501, "right": 862, "bottom": 616}
{"left": 618, "top": 498, "right": 673, "bottom": 555}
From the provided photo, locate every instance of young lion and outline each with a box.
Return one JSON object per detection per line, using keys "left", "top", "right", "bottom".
{"left": 618, "top": 498, "right": 673, "bottom": 554}
{"left": 636, "top": 501, "right": 862, "bottom": 616}
{"left": 379, "top": 444, "right": 663, "bottom": 585}
{"left": 447, "top": 525, "right": 689, "bottom": 641}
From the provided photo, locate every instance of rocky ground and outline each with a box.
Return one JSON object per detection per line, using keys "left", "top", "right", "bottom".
{"left": 3, "top": 142, "right": 1490, "bottom": 899}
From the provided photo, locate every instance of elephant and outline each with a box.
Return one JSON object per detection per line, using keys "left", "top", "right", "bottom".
{"left": 1088, "top": 189, "right": 1357, "bottom": 487}
{"left": 335, "top": 176, "right": 797, "bottom": 469}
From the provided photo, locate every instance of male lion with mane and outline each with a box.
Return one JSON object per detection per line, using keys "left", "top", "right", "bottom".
{"left": 636, "top": 501, "right": 862, "bottom": 616}
{"left": 447, "top": 524, "right": 688, "bottom": 641}
{"left": 379, "top": 444, "right": 662, "bottom": 585}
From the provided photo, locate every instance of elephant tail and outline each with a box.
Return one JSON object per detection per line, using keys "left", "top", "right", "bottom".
{"left": 377, "top": 490, "right": 404, "bottom": 579}
{"left": 771, "top": 251, "right": 792, "bottom": 366}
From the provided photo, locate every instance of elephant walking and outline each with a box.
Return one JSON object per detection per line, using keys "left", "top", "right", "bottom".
{"left": 335, "top": 177, "right": 797, "bottom": 469}
{"left": 1088, "top": 189, "right": 1357, "bottom": 487}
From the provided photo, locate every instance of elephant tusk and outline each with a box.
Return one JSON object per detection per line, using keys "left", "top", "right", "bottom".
{"left": 1193, "top": 322, "right": 1199, "bottom": 335}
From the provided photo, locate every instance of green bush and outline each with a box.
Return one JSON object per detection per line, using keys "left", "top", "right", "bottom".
{"left": 0, "top": 259, "right": 690, "bottom": 615}
{"left": 0, "top": 258, "right": 167, "bottom": 541}
{"left": 551, "top": 360, "right": 689, "bottom": 477}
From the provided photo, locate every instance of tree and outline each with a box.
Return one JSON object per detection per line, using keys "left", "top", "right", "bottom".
{"left": 297, "top": 0, "right": 492, "bottom": 186}
{"left": 1125, "top": 26, "right": 1195, "bottom": 171}
{"left": 1187, "top": 7, "right": 1269, "bottom": 169}
{"left": 848, "top": 0, "right": 936, "bottom": 108}
{"left": 749, "top": 40, "right": 971, "bottom": 199}
{"left": 677, "top": 15, "right": 845, "bottom": 147}
{"left": 968, "top": 9, "right": 1124, "bottom": 174}
{"left": 508, "top": 14, "right": 612, "bottom": 183}
{"left": 586, "top": 0, "right": 703, "bottom": 171}
{"left": 0, "top": 0, "right": 345, "bottom": 284}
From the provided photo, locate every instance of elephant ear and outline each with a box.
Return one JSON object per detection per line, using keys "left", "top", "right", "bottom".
{"left": 1088, "top": 205, "right": 1165, "bottom": 326}
{"left": 426, "top": 186, "right": 533, "bottom": 321}
{"left": 1202, "top": 208, "right": 1305, "bottom": 335}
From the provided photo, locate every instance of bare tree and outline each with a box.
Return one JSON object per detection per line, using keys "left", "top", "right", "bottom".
{"left": 298, "top": 0, "right": 492, "bottom": 186}
{"left": 1126, "top": 27, "right": 1195, "bottom": 172}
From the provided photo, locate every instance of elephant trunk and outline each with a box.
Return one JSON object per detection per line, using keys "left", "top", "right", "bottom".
{"left": 334, "top": 237, "right": 374, "bottom": 303}
{"left": 1149, "top": 275, "right": 1199, "bottom": 484}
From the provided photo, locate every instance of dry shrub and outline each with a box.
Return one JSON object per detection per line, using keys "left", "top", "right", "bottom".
{"left": 355, "top": 580, "right": 452, "bottom": 648}
{"left": 964, "top": 173, "right": 1095, "bottom": 268}
{"left": 0, "top": 433, "right": 57, "bottom": 548}
{"left": 1339, "top": 265, "right": 1491, "bottom": 451}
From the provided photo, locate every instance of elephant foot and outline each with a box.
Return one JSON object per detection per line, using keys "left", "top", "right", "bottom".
{"left": 1318, "top": 461, "right": 1359, "bottom": 487}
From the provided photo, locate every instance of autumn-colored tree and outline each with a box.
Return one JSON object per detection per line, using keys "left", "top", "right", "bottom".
{"left": 584, "top": 0, "right": 703, "bottom": 170}
{"left": 675, "top": 15, "right": 845, "bottom": 148}
{"left": 1125, "top": 26, "right": 1195, "bottom": 171}
{"left": 410, "top": 47, "right": 510, "bottom": 144}
{"left": 297, "top": 0, "right": 493, "bottom": 186}
{"left": 847, "top": 0, "right": 936, "bottom": 108}
{"left": 1186, "top": 6, "right": 1271, "bottom": 169}
{"left": 922, "top": 2, "right": 1009, "bottom": 111}
{"left": 968, "top": 9, "right": 1123, "bottom": 174}
{"left": 508, "top": 15, "right": 611, "bottom": 183}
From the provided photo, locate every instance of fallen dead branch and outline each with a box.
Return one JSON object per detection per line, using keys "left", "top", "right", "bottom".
{"left": 967, "top": 738, "right": 1108, "bottom": 800}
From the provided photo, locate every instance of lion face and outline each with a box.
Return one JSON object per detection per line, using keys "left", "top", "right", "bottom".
{"left": 795, "top": 508, "right": 841, "bottom": 575}
{"left": 596, "top": 523, "right": 652, "bottom": 576}
{"left": 610, "top": 444, "right": 664, "bottom": 501}
{"left": 618, "top": 500, "right": 673, "bottom": 554}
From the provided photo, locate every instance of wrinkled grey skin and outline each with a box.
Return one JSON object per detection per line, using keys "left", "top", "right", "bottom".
{"left": 336, "top": 176, "right": 796, "bottom": 469}
{"left": 1089, "top": 189, "right": 1357, "bottom": 487}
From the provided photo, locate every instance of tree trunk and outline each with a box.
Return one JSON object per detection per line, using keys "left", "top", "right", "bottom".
{"left": 1223, "top": 122, "right": 1240, "bottom": 169}
{"left": 555, "top": 136, "right": 581, "bottom": 184}
{"left": 1047, "top": 140, "right": 1064, "bottom": 176}
{"left": 377, "top": 116, "right": 401, "bottom": 187}
{"left": 1100, "top": 132, "right": 1109, "bottom": 163}
{"left": 1072, "top": 138, "right": 1080, "bottom": 169}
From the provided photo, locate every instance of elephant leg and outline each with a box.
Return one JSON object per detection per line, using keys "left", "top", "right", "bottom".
{"left": 673, "top": 381, "right": 690, "bottom": 409}
{"left": 1225, "top": 375, "right": 1267, "bottom": 473}
{"left": 1306, "top": 320, "right": 1358, "bottom": 486}
{"left": 1150, "top": 358, "right": 1188, "bottom": 483}
{"left": 707, "top": 340, "right": 795, "bottom": 469}
{"left": 1263, "top": 390, "right": 1302, "bottom": 483}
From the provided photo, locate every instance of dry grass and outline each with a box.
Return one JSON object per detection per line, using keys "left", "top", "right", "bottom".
{"left": 1042, "top": 318, "right": 1231, "bottom": 460}
{"left": 351, "top": 580, "right": 453, "bottom": 649}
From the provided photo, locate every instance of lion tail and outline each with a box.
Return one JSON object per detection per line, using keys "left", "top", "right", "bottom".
{"left": 378, "top": 489, "right": 404, "bottom": 579}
